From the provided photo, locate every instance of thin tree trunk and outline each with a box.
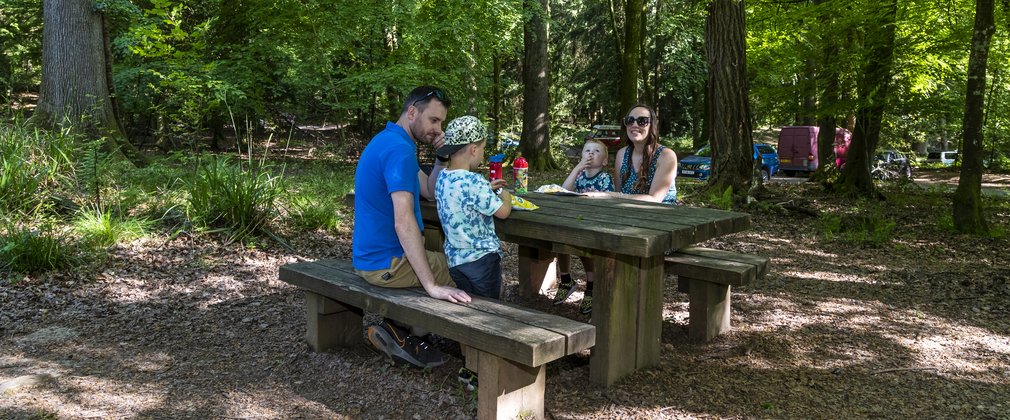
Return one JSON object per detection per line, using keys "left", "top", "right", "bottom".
{"left": 621, "top": 0, "right": 644, "bottom": 112}
{"left": 491, "top": 56, "right": 502, "bottom": 146}
{"left": 705, "top": 0, "right": 754, "bottom": 196}
{"left": 521, "top": 0, "right": 557, "bottom": 170}
{"left": 953, "top": 0, "right": 995, "bottom": 234}
{"left": 840, "top": 0, "right": 897, "bottom": 196}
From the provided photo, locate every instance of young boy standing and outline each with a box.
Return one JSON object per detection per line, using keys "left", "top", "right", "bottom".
{"left": 434, "top": 115, "right": 511, "bottom": 390}
{"left": 434, "top": 116, "right": 512, "bottom": 298}
{"left": 553, "top": 139, "right": 615, "bottom": 314}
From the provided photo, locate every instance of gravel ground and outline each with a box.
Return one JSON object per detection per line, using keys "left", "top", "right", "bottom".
{"left": 2, "top": 173, "right": 1009, "bottom": 419}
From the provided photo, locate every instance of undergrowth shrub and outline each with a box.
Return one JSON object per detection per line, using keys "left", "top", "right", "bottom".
{"left": 0, "top": 224, "right": 76, "bottom": 274}
{"left": 0, "top": 118, "right": 78, "bottom": 215}
{"left": 72, "top": 206, "right": 151, "bottom": 248}
{"left": 288, "top": 196, "right": 343, "bottom": 232}
{"left": 186, "top": 156, "right": 283, "bottom": 243}
{"left": 817, "top": 207, "right": 896, "bottom": 247}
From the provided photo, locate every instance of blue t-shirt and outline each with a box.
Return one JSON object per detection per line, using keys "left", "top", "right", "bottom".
{"left": 352, "top": 122, "right": 424, "bottom": 271}
{"left": 574, "top": 170, "right": 615, "bottom": 193}
{"left": 435, "top": 169, "right": 503, "bottom": 268}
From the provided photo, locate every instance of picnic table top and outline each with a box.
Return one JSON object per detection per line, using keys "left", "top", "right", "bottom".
{"left": 419, "top": 192, "right": 751, "bottom": 258}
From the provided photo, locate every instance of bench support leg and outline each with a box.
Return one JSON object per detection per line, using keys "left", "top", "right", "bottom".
{"left": 517, "top": 245, "right": 557, "bottom": 298}
{"left": 687, "top": 279, "right": 731, "bottom": 342}
{"left": 304, "top": 291, "right": 362, "bottom": 351}
{"left": 465, "top": 347, "right": 545, "bottom": 420}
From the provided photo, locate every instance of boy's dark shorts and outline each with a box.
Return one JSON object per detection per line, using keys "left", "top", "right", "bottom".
{"left": 449, "top": 252, "right": 502, "bottom": 300}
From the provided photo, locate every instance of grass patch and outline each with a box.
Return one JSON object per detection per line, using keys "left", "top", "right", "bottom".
{"left": 72, "top": 206, "right": 151, "bottom": 248}
{"left": 186, "top": 156, "right": 284, "bottom": 243}
{"left": 0, "top": 223, "right": 77, "bottom": 274}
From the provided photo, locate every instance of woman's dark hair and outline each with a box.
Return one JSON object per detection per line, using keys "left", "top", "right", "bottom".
{"left": 621, "top": 104, "right": 660, "bottom": 194}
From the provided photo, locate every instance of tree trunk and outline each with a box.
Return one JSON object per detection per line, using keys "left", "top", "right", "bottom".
{"left": 621, "top": 0, "right": 644, "bottom": 112}
{"left": 953, "top": 0, "right": 995, "bottom": 234}
{"left": 705, "top": 0, "right": 754, "bottom": 196}
{"left": 36, "top": 0, "right": 146, "bottom": 166}
{"left": 840, "top": 0, "right": 897, "bottom": 196}
{"left": 521, "top": 0, "right": 558, "bottom": 170}
{"left": 491, "top": 56, "right": 502, "bottom": 147}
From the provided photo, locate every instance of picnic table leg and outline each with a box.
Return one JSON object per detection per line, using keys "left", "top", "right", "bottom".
{"left": 464, "top": 346, "right": 545, "bottom": 420}
{"left": 589, "top": 253, "right": 664, "bottom": 386}
{"left": 304, "top": 291, "right": 362, "bottom": 351}
{"left": 517, "top": 245, "right": 557, "bottom": 298}
{"left": 422, "top": 224, "right": 444, "bottom": 253}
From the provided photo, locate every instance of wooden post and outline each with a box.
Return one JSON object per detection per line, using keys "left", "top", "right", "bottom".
{"left": 304, "top": 291, "right": 362, "bottom": 351}
{"left": 423, "top": 224, "right": 445, "bottom": 253}
{"left": 590, "top": 253, "right": 664, "bottom": 386}
{"left": 687, "top": 279, "right": 731, "bottom": 342}
{"left": 517, "top": 245, "right": 557, "bottom": 298}
{"left": 465, "top": 346, "right": 545, "bottom": 420}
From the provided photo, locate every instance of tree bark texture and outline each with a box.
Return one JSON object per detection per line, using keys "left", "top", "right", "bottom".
{"left": 704, "top": 0, "right": 754, "bottom": 196}
{"left": 521, "top": 0, "right": 558, "bottom": 170}
{"left": 38, "top": 0, "right": 119, "bottom": 136}
{"left": 621, "top": 0, "right": 644, "bottom": 113}
{"left": 840, "top": 0, "right": 897, "bottom": 195}
{"left": 953, "top": 0, "right": 995, "bottom": 234}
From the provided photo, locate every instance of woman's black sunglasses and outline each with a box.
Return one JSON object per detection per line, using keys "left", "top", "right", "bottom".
{"left": 412, "top": 89, "right": 451, "bottom": 107}
{"left": 624, "top": 116, "right": 651, "bottom": 127}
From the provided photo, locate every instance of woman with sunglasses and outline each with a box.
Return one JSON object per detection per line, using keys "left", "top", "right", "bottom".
{"left": 602, "top": 104, "right": 678, "bottom": 204}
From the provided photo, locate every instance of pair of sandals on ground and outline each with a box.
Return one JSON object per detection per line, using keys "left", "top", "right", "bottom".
{"left": 365, "top": 274, "right": 592, "bottom": 392}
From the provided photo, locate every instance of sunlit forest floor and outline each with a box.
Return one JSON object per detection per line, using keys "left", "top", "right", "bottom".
{"left": 2, "top": 143, "right": 1009, "bottom": 418}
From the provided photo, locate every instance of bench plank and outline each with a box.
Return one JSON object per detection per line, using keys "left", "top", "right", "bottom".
{"left": 280, "top": 259, "right": 594, "bottom": 367}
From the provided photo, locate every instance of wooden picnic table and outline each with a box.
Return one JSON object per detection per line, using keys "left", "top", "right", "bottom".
{"left": 419, "top": 191, "right": 752, "bottom": 386}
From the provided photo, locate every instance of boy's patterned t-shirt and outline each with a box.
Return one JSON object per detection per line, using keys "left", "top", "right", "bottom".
{"left": 435, "top": 169, "right": 504, "bottom": 268}
{"left": 575, "top": 170, "right": 615, "bottom": 193}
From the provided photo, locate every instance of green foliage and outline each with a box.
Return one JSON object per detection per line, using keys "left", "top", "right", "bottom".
{"left": 0, "top": 118, "right": 78, "bottom": 215}
{"left": 817, "top": 207, "right": 896, "bottom": 247}
{"left": 186, "top": 156, "right": 283, "bottom": 243}
{"left": 706, "top": 186, "right": 734, "bottom": 210}
{"left": 72, "top": 206, "right": 150, "bottom": 248}
{"left": 0, "top": 223, "right": 76, "bottom": 274}
{"left": 287, "top": 196, "right": 343, "bottom": 232}
{"left": 0, "top": 0, "right": 42, "bottom": 100}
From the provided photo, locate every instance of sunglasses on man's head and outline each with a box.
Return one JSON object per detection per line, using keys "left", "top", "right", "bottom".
{"left": 413, "top": 89, "right": 451, "bottom": 108}
{"left": 624, "top": 116, "right": 651, "bottom": 127}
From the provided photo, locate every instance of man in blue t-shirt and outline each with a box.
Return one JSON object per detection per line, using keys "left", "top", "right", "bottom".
{"left": 353, "top": 86, "right": 471, "bottom": 369}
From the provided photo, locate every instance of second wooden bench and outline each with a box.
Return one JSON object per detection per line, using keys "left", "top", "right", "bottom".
{"left": 664, "top": 246, "right": 769, "bottom": 341}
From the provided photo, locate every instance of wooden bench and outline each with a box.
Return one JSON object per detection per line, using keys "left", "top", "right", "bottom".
{"left": 279, "top": 259, "right": 595, "bottom": 420}
{"left": 664, "top": 247, "right": 769, "bottom": 342}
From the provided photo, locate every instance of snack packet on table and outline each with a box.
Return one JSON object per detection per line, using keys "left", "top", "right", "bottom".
{"left": 510, "top": 195, "right": 539, "bottom": 211}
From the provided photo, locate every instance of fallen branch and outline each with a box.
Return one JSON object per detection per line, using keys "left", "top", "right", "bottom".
{"left": 871, "top": 367, "right": 938, "bottom": 375}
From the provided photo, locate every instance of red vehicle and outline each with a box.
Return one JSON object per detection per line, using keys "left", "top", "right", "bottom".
{"left": 777, "top": 126, "right": 851, "bottom": 176}
{"left": 583, "top": 124, "right": 623, "bottom": 152}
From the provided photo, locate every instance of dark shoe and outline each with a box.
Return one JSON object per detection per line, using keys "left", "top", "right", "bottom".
{"left": 367, "top": 321, "right": 449, "bottom": 369}
{"left": 579, "top": 294, "right": 593, "bottom": 315}
{"left": 457, "top": 367, "right": 478, "bottom": 392}
{"left": 553, "top": 275, "right": 576, "bottom": 304}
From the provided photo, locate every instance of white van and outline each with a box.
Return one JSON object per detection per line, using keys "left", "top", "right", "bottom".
{"left": 926, "top": 150, "right": 958, "bottom": 166}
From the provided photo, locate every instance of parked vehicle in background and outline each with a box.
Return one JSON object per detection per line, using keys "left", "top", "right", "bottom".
{"left": 679, "top": 143, "right": 780, "bottom": 181}
{"left": 872, "top": 150, "right": 912, "bottom": 180}
{"left": 583, "top": 125, "right": 623, "bottom": 152}
{"left": 926, "top": 150, "right": 958, "bottom": 166}
{"left": 777, "top": 126, "right": 852, "bottom": 175}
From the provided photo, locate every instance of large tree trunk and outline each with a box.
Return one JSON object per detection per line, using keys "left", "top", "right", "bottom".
{"left": 620, "top": 0, "right": 644, "bottom": 112}
{"left": 953, "top": 0, "right": 995, "bottom": 234}
{"left": 840, "top": 0, "right": 897, "bottom": 196}
{"left": 521, "top": 0, "right": 558, "bottom": 170}
{"left": 36, "top": 0, "right": 145, "bottom": 166}
{"left": 705, "top": 0, "right": 754, "bottom": 196}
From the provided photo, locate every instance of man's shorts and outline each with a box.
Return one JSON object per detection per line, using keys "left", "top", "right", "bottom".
{"left": 356, "top": 249, "right": 456, "bottom": 289}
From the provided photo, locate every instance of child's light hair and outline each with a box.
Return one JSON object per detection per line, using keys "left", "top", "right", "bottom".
{"left": 584, "top": 138, "right": 607, "bottom": 149}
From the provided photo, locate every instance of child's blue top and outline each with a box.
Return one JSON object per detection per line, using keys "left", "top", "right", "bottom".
{"left": 435, "top": 169, "right": 503, "bottom": 268}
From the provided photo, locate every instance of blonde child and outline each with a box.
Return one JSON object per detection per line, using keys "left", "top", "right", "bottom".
{"left": 553, "top": 139, "right": 614, "bottom": 314}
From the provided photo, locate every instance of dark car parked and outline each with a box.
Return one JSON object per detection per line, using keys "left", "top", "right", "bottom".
{"left": 679, "top": 144, "right": 780, "bottom": 181}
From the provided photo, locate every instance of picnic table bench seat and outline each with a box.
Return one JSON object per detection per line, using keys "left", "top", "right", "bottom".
{"left": 279, "top": 258, "right": 595, "bottom": 420}
{"left": 664, "top": 246, "right": 769, "bottom": 341}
